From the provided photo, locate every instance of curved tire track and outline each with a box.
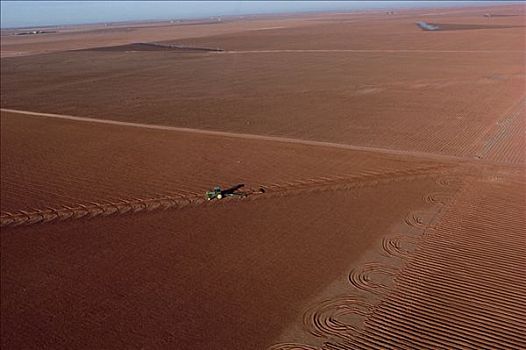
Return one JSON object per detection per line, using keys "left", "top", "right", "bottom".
{"left": 348, "top": 263, "right": 398, "bottom": 295}
{"left": 271, "top": 174, "right": 464, "bottom": 349}
{"left": 268, "top": 344, "right": 319, "bottom": 350}
{"left": 303, "top": 296, "right": 372, "bottom": 341}
{"left": 382, "top": 234, "right": 419, "bottom": 259}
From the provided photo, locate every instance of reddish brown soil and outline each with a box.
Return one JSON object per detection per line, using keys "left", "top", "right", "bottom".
{"left": 1, "top": 4, "right": 525, "bottom": 350}
{"left": 2, "top": 6, "right": 524, "bottom": 157}
{"left": 349, "top": 175, "right": 526, "bottom": 349}
{"left": 1, "top": 178, "right": 443, "bottom": 349}
{"left": 171, "top": 10, "right": 525, "bottom": 51}
{"left": 0, "top": 111, "right": 448, "bottom": 213}
{"left": 275, "top": 169, "right": 526, "bottom": 350}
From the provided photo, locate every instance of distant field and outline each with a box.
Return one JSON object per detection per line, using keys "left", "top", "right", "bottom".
{"left": 1, "top": 8, "right": 524, "bottom": 158}
{"left": 171, "top": 11, "right": 525, "bottom": 51}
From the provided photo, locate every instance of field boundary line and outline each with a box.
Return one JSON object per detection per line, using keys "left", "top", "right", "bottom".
{"left": 1, "top": 108, "right": 498, "bottom": 165}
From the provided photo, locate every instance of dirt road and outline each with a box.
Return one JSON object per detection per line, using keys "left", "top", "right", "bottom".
{"left": 0, "top": 108, "right": 485, "bottom": 164}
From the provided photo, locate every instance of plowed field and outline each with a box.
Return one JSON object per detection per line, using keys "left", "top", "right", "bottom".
{"left": 2, "top": 6, "right": 525, "bottom": 158}
{"left": 1, "top": 110, "right": 450, "bottom": 217}
{"left": 1, "top": 4, "right": 525, "bottom": 350}
{"left": 2, "top": 176, "right": 454, "bottom": 349}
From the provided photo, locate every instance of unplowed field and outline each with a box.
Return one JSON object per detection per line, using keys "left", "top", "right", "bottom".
{"left": 1, "top": 4, "right": 525, "bottom": 350}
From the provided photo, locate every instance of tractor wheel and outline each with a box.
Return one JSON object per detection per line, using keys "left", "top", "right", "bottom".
{"left": 217, "top": 194, "right": 223, "bottom": 200}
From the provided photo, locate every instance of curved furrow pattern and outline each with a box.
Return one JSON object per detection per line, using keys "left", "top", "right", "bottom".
{"left": 381, "top": 234, "right": 418, "bottom": 259}
{"left": 436, "top": 175, "right": 463, "bottom": 188}
{"left": 302, "top": 296, "right": 372, "bottom": 341}
{"left": 348, "top": 263, "right": 398, "bottom": 295}
{"left": 268, "top": 344, "right": 320, "bottom": 350}
{"left": 424, "top": 191, "right": 452, "bottom": 205}
{"left": 403, "top": 210, "right": 435, "bottom": 230}
{"left": 359, "top": 179, "right": 525, "bottom": 349}
{"left": 272, "top": 171, "right": 525, "bottom": 350}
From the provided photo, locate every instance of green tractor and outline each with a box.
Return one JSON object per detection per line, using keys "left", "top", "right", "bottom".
{"left": 206, "top": 186, "right": 224, "bottom": 200}
{"left": 205, "top": 184, "right": 248, "bottom": 200}
{"left": 205, "top": 184, "right": 266, "bottom": 201}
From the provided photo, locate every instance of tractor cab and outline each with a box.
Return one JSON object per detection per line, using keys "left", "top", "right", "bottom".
{"left": 206, "top": 186, "right": 223, "bottom": 200}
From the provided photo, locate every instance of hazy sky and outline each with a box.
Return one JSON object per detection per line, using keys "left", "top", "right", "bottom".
{"left": 1, "top": 1, "right": 508, "bottom": 28}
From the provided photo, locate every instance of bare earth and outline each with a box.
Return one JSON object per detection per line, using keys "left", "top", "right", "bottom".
{"left": 1, "top": 4, "right": 525, "bottom": 350}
